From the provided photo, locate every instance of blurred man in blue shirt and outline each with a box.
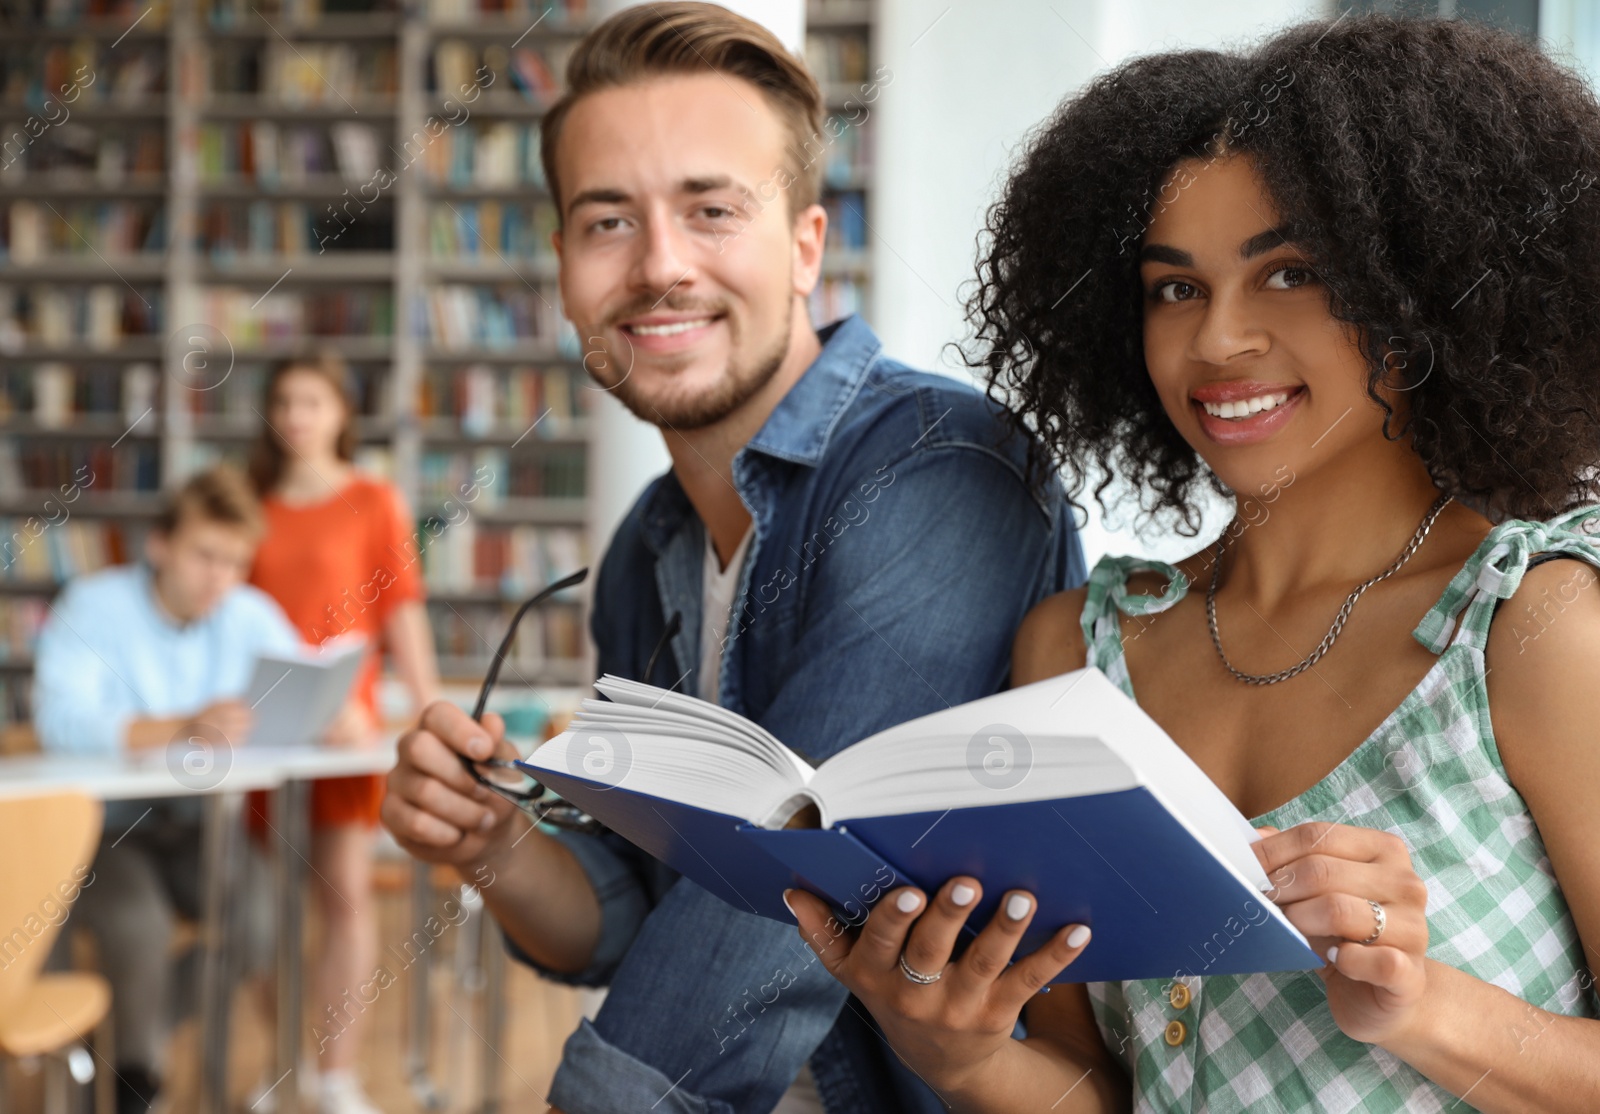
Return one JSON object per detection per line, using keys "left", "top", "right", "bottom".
{"left": 35, "top": 464, "right": 297, "bottom": 1114}
{"left": 380, "top": 5, "right": 1087, "bottom": 1112}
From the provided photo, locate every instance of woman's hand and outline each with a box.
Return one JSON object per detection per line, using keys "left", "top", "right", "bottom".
{"left": 785, "top": 877, "right": 1093, "bottom": 1093}
{"left": 322, "top": 699, "right": 377, "bottom": 748}
{"left": 1253, "top": 821, "right": 1431, "bottom": 1045}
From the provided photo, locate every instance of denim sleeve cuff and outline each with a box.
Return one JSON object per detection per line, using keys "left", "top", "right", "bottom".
{"left": 500, "top": 827, "right": 653, "bottom": 987}
{"left": 547, "top": 1019, "right": 739, "bottom": 1114}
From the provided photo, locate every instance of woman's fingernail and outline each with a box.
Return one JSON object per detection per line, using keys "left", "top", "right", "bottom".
{"left": 479, "top": 811, "right": 496, "bottom": 832}
{"left": 950, "top": 884, "right": 975, "bottom": 907}
{"left": 1066, "top": 924, "right": 1091, "bottom": 948}
{"left": 782, "top": 889, "right": 797, "bottom": 920}
{"left": 1006, "top": 894, "right": 1032, "bottom": 921}
{"left": 1327, "top": 945, "right": 1339, "bottom": 964}
{"left": 896, "top": 890, "right": 921, "bottom": 913}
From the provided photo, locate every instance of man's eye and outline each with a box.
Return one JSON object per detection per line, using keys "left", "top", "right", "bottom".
{"left": 590, "top": 217, "right": 624, "bottom": 233}
{"left": 701, "top": 205, "right": 735, "bottom": 220}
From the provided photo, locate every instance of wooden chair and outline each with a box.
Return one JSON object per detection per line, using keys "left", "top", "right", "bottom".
{"left": 0, "top": 793, "right": 112, "bottom": 1114}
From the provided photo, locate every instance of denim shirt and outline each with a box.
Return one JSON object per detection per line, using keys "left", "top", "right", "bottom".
{"left": 516, "top": 315, "right": 1087, "bottom": 1113}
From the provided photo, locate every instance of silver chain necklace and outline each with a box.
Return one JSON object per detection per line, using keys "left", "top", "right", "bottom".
{"left": 1206, "top": 494, "right": 1452, "bottom": 685}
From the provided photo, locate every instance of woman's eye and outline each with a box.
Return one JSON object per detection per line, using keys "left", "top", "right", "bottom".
{"left": 1265, "top": 265, "right": 1314, "bottom": 290}
{"left": 1154, "top": 281, "right": 1199, "bottom": 303}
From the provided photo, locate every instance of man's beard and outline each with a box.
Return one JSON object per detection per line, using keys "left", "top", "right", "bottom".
{"left": 598, "top": 299, "right": 793, "bottom": 431}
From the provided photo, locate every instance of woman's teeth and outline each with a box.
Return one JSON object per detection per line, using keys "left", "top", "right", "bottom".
{"left": 629, "top": 318, "right": 713, "bottom": 336}
{"left": 1200, "top": 391, "right": 1292, "bottom": 420}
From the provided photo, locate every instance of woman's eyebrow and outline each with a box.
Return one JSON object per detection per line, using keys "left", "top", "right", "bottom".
{"left": 1239, "top": 224, "right": 1301, "bottom": 258}
{"left": 1139, "top": 244, "right": 1192, "bottom": 266}
{"left": 1139, "top": 225, "right": 1302, "bottom": 266}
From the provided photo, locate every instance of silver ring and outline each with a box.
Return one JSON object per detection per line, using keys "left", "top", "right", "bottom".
{"left": 1359, "top": 899, "right": 1386, "bottom": 945}
{"left": 898, "top": 950, "right": 942, "bottom": 985}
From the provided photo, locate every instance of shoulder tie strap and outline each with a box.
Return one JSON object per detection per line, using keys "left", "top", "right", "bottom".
{"left": 1080, "top": 555, "right": 1188, "bottom": 675}
{"left": 1413, "top": 505, "right": 1600, "bottom": 654}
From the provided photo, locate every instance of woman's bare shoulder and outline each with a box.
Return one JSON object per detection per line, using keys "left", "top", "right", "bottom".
{"left": 1013, "top": 588, "right": 1091, "bottom": 686}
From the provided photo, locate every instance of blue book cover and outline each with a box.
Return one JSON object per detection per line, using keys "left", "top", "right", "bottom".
{"left": 520, "top": 668, "right": 1324, "bottom": 985}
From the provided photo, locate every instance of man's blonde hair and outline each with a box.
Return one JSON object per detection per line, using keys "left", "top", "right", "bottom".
{"left": 540, "top": 2, "right": 825, "bottom": 222}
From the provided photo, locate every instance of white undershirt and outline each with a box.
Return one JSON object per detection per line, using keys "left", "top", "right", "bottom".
{"left": 697, "top": 521, "right": 753, "bottom": 704}
{"left": 696, "top": 523, "right": 824, "bottom": 1113}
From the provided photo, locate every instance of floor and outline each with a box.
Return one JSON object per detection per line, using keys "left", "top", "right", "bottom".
{"left": 4, "top": 858, "right": 598, "bottom": 1114}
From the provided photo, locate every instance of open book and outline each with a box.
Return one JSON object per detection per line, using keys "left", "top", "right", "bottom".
{"left": 520, "top": 667, "right": 1324, "bottom": 984}
{"left": 243, "top": 635, "right": 366, "bottom": 748}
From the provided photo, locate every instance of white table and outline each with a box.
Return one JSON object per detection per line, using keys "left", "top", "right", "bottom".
{"left": 0, "top": 741, "right": 398, "bottom": 1114}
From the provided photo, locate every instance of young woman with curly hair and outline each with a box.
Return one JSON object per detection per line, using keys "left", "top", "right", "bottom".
{"left": 785, "top": 15, "right": 1600, "bottom": 1112}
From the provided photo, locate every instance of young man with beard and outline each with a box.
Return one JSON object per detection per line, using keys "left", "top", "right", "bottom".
{"left": 380, "top": 4, "right": 1086, "bottom": 1111}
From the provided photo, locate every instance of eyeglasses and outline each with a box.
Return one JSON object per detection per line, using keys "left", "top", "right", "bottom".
{"left": 458, "top": 567, "right": 684, "bottom": 836}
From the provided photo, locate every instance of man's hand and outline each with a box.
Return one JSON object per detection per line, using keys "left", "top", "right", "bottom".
{"left": 382, "top": 701, "right": 524, "bottom": 868}
{"left": 187, "top": 698, "right": 253, "bottom": 743}
{"left": 322, "top": 698, "right": 376, "bottom": 748}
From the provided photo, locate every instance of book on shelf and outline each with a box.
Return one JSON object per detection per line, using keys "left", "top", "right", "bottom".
{"left": 431, "top": 40, "right": 564, "bottom": 106}
{"left": 431, "top": 598, "right": 584, "bottom": 671}
{"left": 0, "top": 440, "right": 161, "bottom": 495}
{"left": 418, "top": 363, "right": 583, "bottom": 434}
{"left": 1, "top": 124, "right": 166, "bottom": 183}
{"left": 805, "top": 30, "right": 871, "bottom": 85}
{"left": 206, "top": 41, "right": 398, "bottom": 103}
{"left": 0, "top": 597, "right": 50, "bottom": 662}
{"left": 809, "top": 278, "right": 865, "bottom": 325}
{"left": 0, "top": 518, "right": 131, "bottom": 584}
{"left": 201, "top": 199, "right": 393, "bottom": 256}
{"left": 427, "top": 200, "right": 556, "bottom": 259}
{"left": 423, "top": 284, "right": 558, "bottom": 350}
{"left": 523, "top": 668, "right": 1324, "bottom": 985}
{"left": 417, "top": 519, "right": 586, "bottom": 595}
{"left": 419, "top": 446, "right": 584, "bottom": 507}
{"left": 0, "top": 284, "right": 163, "bottom": 349}
{"left": 4, "top": 200, "right": 166, "bottom": 262}
{"left": 5, "top": 40, "right": 165, "bottom": 109}
{"left": 199, "top": 121, "right": 386, "bottom": 185}
{"left": 425, "top": 0, "right": 586, "bottom": 21}
{"left": 32, "top": 0, "right": 163, "bottom": 27}
{"left": 821, "top": 191, "right": 866, "bottom": 251}
{"left": 414, "top": 122, "right": 546, "bottom": 189}
{"left": 196, "top": 287, "right": 393, "bottom": 346}
{"left": 0, "top": 363, "right": 157, "bottom": 429}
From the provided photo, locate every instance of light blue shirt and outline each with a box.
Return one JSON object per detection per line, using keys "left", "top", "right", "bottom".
{"left": 34, "top": 562, "right": 301, "bottom": 758}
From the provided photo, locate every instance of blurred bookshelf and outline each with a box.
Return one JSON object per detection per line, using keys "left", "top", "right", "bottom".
{"left": 805, "top": 0, "right": 874, "bottom": 324}
{"left": 0, "top": 0, "right": 876, "bottom": 725}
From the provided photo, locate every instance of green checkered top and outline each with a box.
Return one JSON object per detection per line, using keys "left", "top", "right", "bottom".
{"left": 1079, "top": 506, "right": 1600, "bottom": 1112}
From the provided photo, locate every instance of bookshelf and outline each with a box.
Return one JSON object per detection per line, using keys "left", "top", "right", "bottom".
{"left": 0, "top": 0, "right": 875, "bottom": 725}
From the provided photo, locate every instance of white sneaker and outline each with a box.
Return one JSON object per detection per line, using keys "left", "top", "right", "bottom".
{"left": 316, "top": 1070, "right": 382, "bottom": 1114}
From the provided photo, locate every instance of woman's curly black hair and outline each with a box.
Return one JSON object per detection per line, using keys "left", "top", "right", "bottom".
{"left": 967, "top": 15, "right": 1600, "bottom": 532}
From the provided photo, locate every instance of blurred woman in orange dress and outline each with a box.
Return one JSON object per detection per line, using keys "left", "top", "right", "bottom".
{"left": 248, "top": 352, "right": 438, "bottom": 1114}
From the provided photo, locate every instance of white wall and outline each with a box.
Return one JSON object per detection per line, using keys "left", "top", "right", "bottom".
{"left": 872, "top": 0, "right": 1327, "bottom": 568}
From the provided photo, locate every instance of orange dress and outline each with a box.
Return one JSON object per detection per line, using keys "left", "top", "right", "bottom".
{"left": 248, "top": 473, "right": 424, "bottom": 828}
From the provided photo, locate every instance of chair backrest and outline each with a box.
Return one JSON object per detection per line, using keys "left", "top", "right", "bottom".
{"left": 0, "top": 793, "right": 103, "bottom": 1012}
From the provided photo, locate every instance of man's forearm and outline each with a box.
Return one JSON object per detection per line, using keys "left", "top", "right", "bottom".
{"left": 125, "top": 714, "right": 190, "bottom": 752}
{"left": 473, "top": 812, "right": 604, "bottom": 975}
